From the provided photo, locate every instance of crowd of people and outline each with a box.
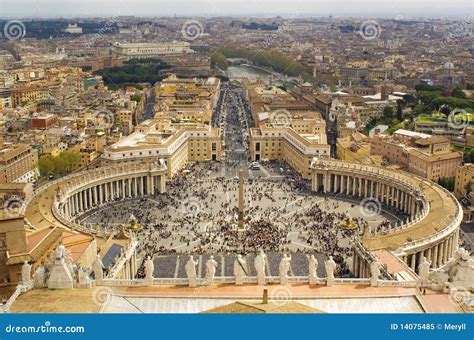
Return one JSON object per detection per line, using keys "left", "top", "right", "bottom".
{"left": 81, "top": 160, "right": 401, "bottom": 278}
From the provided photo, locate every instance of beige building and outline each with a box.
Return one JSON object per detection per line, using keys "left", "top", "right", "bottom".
{"left": 455, "top": 163, "right": 474, "bottom": 201}
{"left": 111, "top": 42, "right": 193, "bottom": 60}
{"left": 249, "top": 118, "right": 330, "bottom": 179}
{"left": 371, "top": 130, "right": 463, "bottom": 182}
{"left": 336, "top": 132, "right": 371, "bottom": 162}
{"left": 102, "top": 119, "right": 221, "bottom": 177}
{"left": 0, "top": 144, "right": 39, "bottom": 184}
{"left": 155, "top": 75, "right": 220, "bottom": 124}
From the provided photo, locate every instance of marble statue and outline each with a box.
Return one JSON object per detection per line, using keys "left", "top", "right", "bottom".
{"left": 145, "top": 256, "right": 155, "bottom": 280}
{"left": 325, "top": 256, "right": 337, "bottom": 287}
{"left": 205, "top": 255, "right": 218, "bottom": 284}
{"left": 308, "top": 255, "right": 319, "bottom": 284}
{"left": 279, "top": 253, "right": 292, "bottom": 284}
{"left": 234, "top": 254, "right": 247, "bottom": 285}
{"left": 254, "top": 250, "right": 266, "bottom": 285}
{"left": 428, "top": 248, "right": 474, "bottom": 291}
{"left": 92, "top": 254, "right": 105, "bottom": 281}
{"left": 48, "top": 245, "right": 74, "bottom": 289}
{"left": 78, "top": 267, "right": 92, "bottom": 287}
{"left": 447, "top": 248, "right": 473, "bottom": 289}
{"left": 33, "top": 266, "right": 47, "bottom": 288}
{"left": 418, "top": 256, "right": 431, "bottom": 285}
{"left": 185, "top": 255, "right": 198, "bottom": 287}
{"left": 21, "top": 261, "right": 32, "bottom": 283}
{"left": 370, "top": 260, "right": 381, "bottom": 287}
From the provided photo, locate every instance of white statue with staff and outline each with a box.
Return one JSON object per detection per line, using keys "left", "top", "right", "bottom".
{"left": 145, "top": 256, "right": 155, "bottom": 280}
{"left": 254, "top": 250, "right": 266, "bottom": 285}
{"left": 308, "top": 255, "right": 319, "bottom": 284}
{"left": 205, "top": 255, "right": 218, "bottom": 285}
{"left": 325, "top": 256, "right": 337, "bottom": 287}
{"left": 234, "top": 254, "right": 247, "bottom": 285}
{"left": 185, "top": 255, "right": 198, "bottom": 287}
{"left": 279, "top": 253, "right": 292, "bottom": 284}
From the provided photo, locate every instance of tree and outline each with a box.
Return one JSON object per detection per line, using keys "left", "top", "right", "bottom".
{"left": 38, "top": 151, "right": 81, "bottom": 177}
{"left": 130, "top": 94, "right": 141, "bottom": 102}
{"left": 451, "top": 87, "right": 466, "bottom": 99}
{"left": 383, "top": 106, "right": 394, "bottom": 120}
{"left": 210, "top": 50, "right": 229, "bottom": 70}
{"left": 438, "top": 177, "right": 455, "bottom": 191}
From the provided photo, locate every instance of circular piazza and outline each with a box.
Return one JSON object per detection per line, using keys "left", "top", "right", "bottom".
{"left": 23, "top": 156, "right": 462, "bottom": 277}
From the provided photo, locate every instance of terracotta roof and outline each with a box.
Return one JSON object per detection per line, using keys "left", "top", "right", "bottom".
{"left": 7, "top": 227, "right": 63, "bottom": 265}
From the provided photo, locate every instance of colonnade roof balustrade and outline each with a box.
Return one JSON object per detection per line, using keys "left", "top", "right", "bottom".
{"left": 311, "top": 159, "right": 461, "bottom": 253}
{"left": 22, "top": 162, "right": 167, "bottom": 233}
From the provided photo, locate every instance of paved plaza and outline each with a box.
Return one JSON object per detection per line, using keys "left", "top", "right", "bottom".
{"left": 80, "top": 161, "right": 402, "bottom": 278}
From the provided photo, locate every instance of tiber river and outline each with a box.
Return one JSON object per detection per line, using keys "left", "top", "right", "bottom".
{"left": 226, "top": 65, "right": 272, "bottom": 81}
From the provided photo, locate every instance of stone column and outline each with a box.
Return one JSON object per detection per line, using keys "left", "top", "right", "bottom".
{"left": 443, "top": 240, "right": 449, "bottom": 264}
{"left": 438, "top": 242, "right": 445, "bottom": 266}
{"left": 410, "top": 253, "right": 416, "bottom": 271}
{"left": 432, "top": 244, "right": 439, "bottom": 267}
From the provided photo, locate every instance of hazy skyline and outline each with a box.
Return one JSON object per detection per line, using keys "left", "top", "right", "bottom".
{"left": 0, "top": 0, "right": 472, "bottom": 19}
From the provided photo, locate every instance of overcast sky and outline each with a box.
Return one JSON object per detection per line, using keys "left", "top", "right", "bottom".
{"left": 0, "top": 0, "right": 472, "bottom": 18}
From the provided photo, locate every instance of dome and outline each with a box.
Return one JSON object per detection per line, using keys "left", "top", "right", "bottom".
{"left": 444, "top": 61, "right": 454, "bottom": 69}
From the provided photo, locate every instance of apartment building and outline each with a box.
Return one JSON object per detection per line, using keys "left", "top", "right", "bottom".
{"left": 249, "top": 118, "right": 330, "bottom": 179}
{"left": 370, "top": 129, "right": 463, "bottom": 181}
{"left": 101, "top": 119, "right": 221, "bottom": 177}
{"left": 0, "top": 143, "right": 39, "bottom": 184}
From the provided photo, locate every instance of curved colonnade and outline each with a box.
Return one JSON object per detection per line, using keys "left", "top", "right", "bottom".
{"left": 23, "top": 158, "right": 462, "bottom": 277}
{"left": 311, "top": 159, "right": 462, "bottom": 273}
{"left": 22, "top": 161, "right": 167, "bottom": 237}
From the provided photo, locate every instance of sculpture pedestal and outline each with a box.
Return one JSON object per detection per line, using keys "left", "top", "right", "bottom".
{"left": 48, "top": 259, "right": 73, "bottom": 289}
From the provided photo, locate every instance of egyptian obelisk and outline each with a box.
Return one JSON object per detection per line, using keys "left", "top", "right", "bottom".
{"left": 238, "top": 164, "right": 244, "bottom": 230}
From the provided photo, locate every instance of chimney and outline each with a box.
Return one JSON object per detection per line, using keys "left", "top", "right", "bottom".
{"left": 262, "top": 288, "right": 268, "bottom": 304}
